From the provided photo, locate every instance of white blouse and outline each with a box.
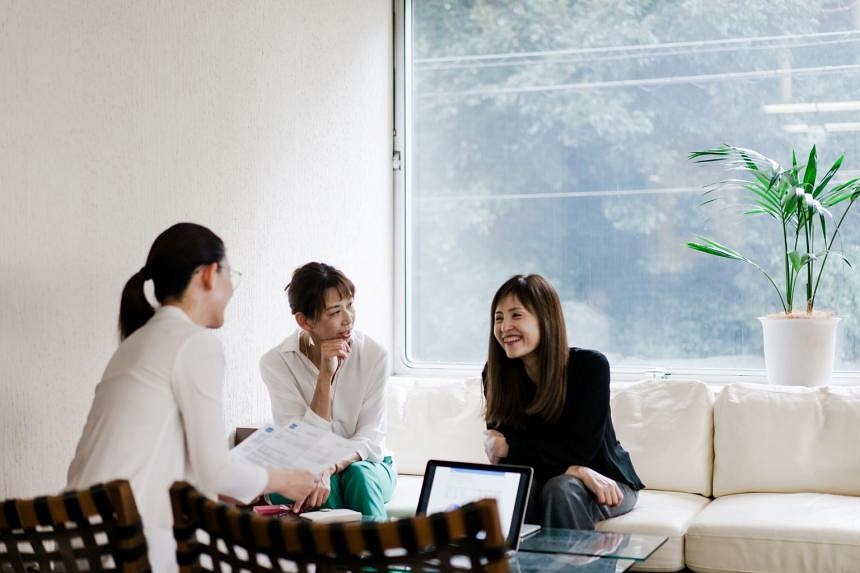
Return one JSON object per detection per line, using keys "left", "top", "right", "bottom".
{"left": 67, "top": 306, "right": 267, "bottom": 573}
{"left": 260, "top": 330, "right": 389, "bottom": 462}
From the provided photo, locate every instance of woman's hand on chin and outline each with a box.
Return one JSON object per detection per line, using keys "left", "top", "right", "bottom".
{"left": 318, "top": 339, "right": 351, "bottom": 380}
{"left": 566, "top": 465, "right": 623, "bottom": 507}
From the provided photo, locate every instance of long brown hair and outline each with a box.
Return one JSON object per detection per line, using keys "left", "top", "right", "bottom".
{"left": 484, "top": 274, "right": 569, "bottom": 426}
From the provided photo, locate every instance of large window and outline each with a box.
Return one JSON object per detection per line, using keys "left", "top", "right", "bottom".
{"left": 400, "top": 1, "right": 860, "bottom": 373}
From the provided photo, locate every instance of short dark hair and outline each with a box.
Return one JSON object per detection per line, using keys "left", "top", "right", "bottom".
{"left": 119, "top": 222, "right": 225, "bottom": 340}
{"left": 286, "top": 262, "right": 355, "bottom": 320}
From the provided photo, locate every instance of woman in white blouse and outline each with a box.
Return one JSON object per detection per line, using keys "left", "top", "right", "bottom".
{"left": 260, "top": 262, "right": 394, "bottom": 520}
{"left": 67, "top": 223, "right": 317, "bottom": 572}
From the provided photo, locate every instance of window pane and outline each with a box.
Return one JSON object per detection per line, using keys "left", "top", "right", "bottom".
{"left": 407, "top": 0, "right": 860, "bottom": 369}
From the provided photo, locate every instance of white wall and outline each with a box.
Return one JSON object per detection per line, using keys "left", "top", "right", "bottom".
{"left": 0, "top": 1, "right": 393, "bottom": 498}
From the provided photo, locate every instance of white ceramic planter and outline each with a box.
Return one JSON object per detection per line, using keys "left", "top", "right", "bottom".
{"left": 758, "top": 313, "right": 841, "bottom": 386}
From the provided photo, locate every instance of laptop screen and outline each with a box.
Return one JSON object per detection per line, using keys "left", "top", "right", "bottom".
{"left": 415, "top": 460, "right": 533, "bottom": 549}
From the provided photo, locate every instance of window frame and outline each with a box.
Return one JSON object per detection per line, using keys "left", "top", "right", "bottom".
{"left": 392, "top": 0, "right": 860, "bottom": 385}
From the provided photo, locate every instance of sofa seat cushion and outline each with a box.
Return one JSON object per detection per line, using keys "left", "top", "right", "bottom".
{"left": 686, "top": 492, "right": 860, "bottom": 573}
{"left": 596, "top": 490, "right": 710, "bottom": 572}
{"left": 385, "top": 474, "right": 423, "bottom": 519}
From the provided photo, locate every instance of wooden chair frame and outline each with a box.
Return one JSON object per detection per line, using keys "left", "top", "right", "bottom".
{"left": 0, "top": 479, "right": 150, "bottom": 572}
{"left": 170, "top": 481, "right": 508, "bottom": 572}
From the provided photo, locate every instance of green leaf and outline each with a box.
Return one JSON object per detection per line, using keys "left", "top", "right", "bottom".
{"left": 819, "top": 212, "right": 828, "bottom": 245}
{"left": 689, "top": 146, "right": 731, "bottom": 162}
{"left": 813, "top": 249, "right": 853, "bottom": 268}
{"left": 686, "top": 237, "right": 745, "bottom": 261}
{"left": 821, "top": 179, "right": 860, "bottom": 206}
{"left": 788, "top": 250, "right": 811, "bottom": 273}
{"left": 813, "top": 154, "right": 844, "bottom": 197}
{"left": 752, "top": 171, "right": 772, "bottom": 187}
{"left": 737, "top": 148, "right": 759, "bottom": 171}
{"left": 747, "top": 187, "right": 782, "bottom": 215}
{"left": 802, "top": 145, "right": 817, "bottom": 192}
{"left": 744, "top": 208, "right": 778, "bottom": 220}
{"left": 784, "top": 192, "right": 800, "bottom": 217}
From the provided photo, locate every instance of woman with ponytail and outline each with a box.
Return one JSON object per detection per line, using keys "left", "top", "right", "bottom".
{"left": 67, "top": 223, "right": 317, "bottom": 572}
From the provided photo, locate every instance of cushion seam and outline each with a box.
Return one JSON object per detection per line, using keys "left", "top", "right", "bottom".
{"left": 686, "top": 533, "right": 860, "bottom": 547}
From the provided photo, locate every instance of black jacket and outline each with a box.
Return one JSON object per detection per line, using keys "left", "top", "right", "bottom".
{"left": 484, "top": 348, "right": 644, "bottom": 489}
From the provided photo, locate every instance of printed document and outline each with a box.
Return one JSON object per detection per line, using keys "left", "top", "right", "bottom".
{"left": 230, "top": 422, "right": 357, "bottom": 475}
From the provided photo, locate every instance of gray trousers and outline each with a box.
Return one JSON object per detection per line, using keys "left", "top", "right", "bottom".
{"left": 525, "top": 474, "right": 639, "bottom": 529}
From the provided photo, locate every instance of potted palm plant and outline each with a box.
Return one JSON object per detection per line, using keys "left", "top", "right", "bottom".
{"left": 688, "top": 144, "right": 860, "bottom": 386}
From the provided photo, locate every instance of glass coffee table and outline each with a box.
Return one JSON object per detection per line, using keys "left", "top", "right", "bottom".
{"left": 510, "top": 552, "right": 636, "bottom": 572}
{"left": 510, "top": 528, "right": 667, "bottom": 572}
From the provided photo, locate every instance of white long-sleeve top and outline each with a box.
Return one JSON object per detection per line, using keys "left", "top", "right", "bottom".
{"left": 260, "top": 330, "right": 389, "bottom": 462}
{"left": 67, "top": 306, "right": 267, "bottom": 573}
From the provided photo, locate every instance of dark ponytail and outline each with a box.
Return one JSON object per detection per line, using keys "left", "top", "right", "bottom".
{"left": 118, "top": 222, "right": 225, "bottom": 340}
{"left": 119, "top": 270, "right": 156, "bottom": 340}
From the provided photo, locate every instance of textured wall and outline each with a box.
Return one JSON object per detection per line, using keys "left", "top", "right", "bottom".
{"left": 0, "top": 1, "right": 393, "bottom": 498}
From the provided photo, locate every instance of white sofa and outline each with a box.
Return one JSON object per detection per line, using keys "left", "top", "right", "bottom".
{"left": 384, "top": 377, "right": 860, "bottom": 573}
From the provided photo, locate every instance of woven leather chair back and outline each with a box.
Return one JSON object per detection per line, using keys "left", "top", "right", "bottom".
{"left": 0, "top": 479, "right": 149, "bottom": 572}
{"left": 170, "top": 481, "right": 508, "bottom": 572}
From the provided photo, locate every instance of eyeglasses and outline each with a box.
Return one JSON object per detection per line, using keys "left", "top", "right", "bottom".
{"left": 218, "top": 264, "right": 243, "bottom": 290}
{"left": 192, "top": 262, "right": 243, "bottom": 290}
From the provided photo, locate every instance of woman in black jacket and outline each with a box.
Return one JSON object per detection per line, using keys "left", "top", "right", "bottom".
{"left": 483, "top": 274, "right": 643, "bottom": 529}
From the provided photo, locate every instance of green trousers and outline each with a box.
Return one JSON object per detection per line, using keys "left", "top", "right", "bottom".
{"left": 270, "top": 456, "right": 396, "bottom": 521}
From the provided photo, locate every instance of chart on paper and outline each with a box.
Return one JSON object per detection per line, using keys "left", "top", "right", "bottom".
{"left": 230, "top": 422, "right": 357, "bottom": 475}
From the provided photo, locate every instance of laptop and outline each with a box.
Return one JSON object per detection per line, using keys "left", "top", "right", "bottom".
{"left": 415, "top": 459, "right": 541, "bottom": 552}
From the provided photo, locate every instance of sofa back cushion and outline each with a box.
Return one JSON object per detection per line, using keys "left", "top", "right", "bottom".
{"left": 713, "top": 383, "right": 860, "bottom": 497}
{"left": 386, "top": 377, "right": 486, "bottom": 475}
{"left": 610, "top": 379, "right": 714, "bottom": 496}
{"left": 386, "top": 376, "right": 716, "bottom": 494}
